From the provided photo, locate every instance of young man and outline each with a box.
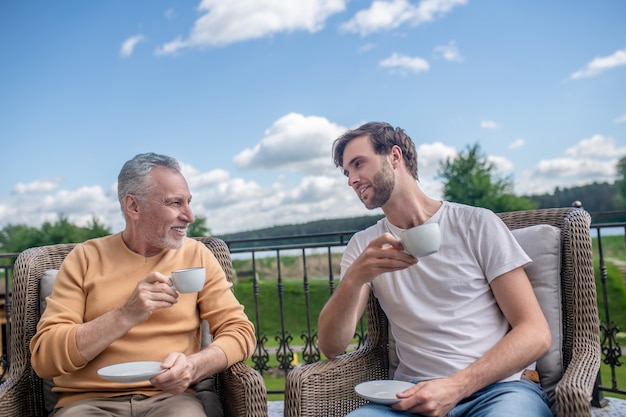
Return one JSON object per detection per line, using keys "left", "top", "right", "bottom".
{"left": 31, "top": 153, "right": 255, "bottom": 417}
{"left": 318, "top": 123, "right": 552, "bottom": 416}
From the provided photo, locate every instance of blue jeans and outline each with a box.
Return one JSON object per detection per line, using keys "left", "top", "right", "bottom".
{"left": 346, "top": 379, "right": 552, "bottom": 417}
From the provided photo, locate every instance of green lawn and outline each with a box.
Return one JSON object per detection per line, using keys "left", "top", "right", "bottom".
{"left": 599, "top": 362, "right": 626, "bottom": 400}
{"left": 593, "top": 235, "right": 626, "bottom": 333}
{"left": 234, "top": 277, "right": 336, "bottom": 348}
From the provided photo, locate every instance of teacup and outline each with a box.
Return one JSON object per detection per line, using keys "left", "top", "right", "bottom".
{"left": 400, "top": 222, "right": 440, "bottom": 258}
{"left": 170, "top": 267, "right": 205, "bottom": 293}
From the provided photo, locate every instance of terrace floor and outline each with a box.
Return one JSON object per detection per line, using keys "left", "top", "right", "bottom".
{"left": 268, "top": 401, "right": 283, "bottom": 416}
{"left": 591, "top": 397, "right": 626, "bottom": 417}
{"left": 268, "top": 397, "right": 626, "bottom": 417}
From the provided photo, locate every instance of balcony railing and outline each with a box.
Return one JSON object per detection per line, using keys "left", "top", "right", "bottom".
{"left": 1, "top": 212, "right": 624, "bottom": 406}
{"left": 590, "top": 219, "right": 626, "bottom": 406}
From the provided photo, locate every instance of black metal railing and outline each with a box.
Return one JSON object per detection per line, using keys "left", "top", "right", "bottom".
{"left": 227, "top": 232, "right": 358, "bottom": 387}
{"left": 590, "top": 220, "right": 626, "bottom": 405}
{"left": 0, "top": 252, "right": 17, "bottom": 380}
{"left": 0, "top": 216, "right": 624, "bottom": 404}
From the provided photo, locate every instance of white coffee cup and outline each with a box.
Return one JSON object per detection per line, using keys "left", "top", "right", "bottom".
{"left": 400, "top": 222, "right": 441, "bottom": 258}
{"left": 170, "top": 267, "right": 205, "bottom": 293}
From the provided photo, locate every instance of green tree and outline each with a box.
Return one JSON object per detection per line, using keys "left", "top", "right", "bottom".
{"left": 0, "top": 224, "right": 41, "bottom": 253}
{"left": 0, "top": 215, "right": 111, "bottom": 253}
{"left": 39, "top": 215, "right": 83, "bottom": 245}
{"left": 187, "top": 215, "right": 211, "bottom": 237}
{"left": 437, "top": 143, "right": 537, "bottom": 212}
{"left": 84, "top": 216, "right": 111, "bottom": 238}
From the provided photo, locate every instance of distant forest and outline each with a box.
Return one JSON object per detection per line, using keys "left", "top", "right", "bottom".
{"left": 217, "top": 181, "right": 625, "bottom": 246}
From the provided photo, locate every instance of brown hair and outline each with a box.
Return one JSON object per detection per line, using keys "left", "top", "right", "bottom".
{"left": 332, "top": 122, "right": 418, "bottom": 180}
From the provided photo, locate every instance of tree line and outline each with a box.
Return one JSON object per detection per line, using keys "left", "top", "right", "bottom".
{"left": 1, "top": 145, "right": 625, "bottom": 253}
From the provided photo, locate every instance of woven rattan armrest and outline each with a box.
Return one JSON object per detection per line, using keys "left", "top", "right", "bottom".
{"left": 284, "top": 342, "right": 388, "bottom": 417}
{"left": 556, "top": 350, "right": 600, "bottom": 417}
{"left": 218, "top": 361, "right": 267, "bottom": 417}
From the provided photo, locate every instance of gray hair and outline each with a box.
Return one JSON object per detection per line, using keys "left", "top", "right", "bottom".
{"left": 117, "top": 152, "right": 181, "bottom": 211}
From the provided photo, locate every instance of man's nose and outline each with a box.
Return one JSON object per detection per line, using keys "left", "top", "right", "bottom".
{"left": 348, "top": 173, "right": 359, "bottom": 188}
{"left": 182, "top": 204, "right": 194, "bottom": 223}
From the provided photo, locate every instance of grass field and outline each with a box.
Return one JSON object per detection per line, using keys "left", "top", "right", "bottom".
{"left": 593, "top": 235, "right": 626, "bottom": 330}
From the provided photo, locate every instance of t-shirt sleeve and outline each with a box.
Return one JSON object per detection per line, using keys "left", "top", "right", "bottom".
{"left": 469, "top": 209, "right": 531, "bottom": 282}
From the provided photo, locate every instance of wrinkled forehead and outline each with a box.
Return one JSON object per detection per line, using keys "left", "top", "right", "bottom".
{"left": 149, "top": 166, "right": 191, "bottom": 196}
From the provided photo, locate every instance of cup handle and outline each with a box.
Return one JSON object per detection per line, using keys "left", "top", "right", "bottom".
{"left": 168, "top": 277, "right": 178, "bottom": 292}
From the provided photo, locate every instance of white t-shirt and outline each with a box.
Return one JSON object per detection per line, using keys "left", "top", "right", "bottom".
{"left": 341, "top": 201, "right": 532, "bottom": 383}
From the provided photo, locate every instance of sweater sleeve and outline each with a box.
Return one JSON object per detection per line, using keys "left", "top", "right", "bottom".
{"left": 196, "top": 246, "right": 256, "bottom": 367}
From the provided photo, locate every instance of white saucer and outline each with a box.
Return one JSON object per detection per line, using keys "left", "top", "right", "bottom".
{"left": 355, "top": 380, "right": 415, "bottom": 405}
{"left": 97, "top": 361, "right": 166, "bottom": 383}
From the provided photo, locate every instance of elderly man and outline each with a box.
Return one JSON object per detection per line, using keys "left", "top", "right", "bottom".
{"left": 31, "top": 152, "right": 255, "bottom": 417}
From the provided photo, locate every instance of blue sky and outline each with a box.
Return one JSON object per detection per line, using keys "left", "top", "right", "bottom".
{"left": 1, "top": 0, "right": 625, "bottom": 235}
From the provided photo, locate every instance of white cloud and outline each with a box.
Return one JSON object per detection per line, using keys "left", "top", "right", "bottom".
{"left": 434, "top": 41, "right": 463, "bottom": 62}
{"left": 340, "top": 0, "right": 467, "bottom": 36}
{"left": 194, "top": 176, "right": 266, "bottom": 210}
{"left": 2, "top": 184, "right": 122, "bottom": 231}
{"left": 564, "top": 134, "right": 626, "bottom": 158}
{"left": 12, "top": 178, "right": 62, "bottom": 194}
{"left": 183, "top": 166, "right": 232, "bottom": 190}
{"left": 508, "top": 139, "right": 525, "bottom": 150}
{"left": 514, "top": 134, "right": 626, "bottom": 195}
{"left": 614, "top": 113, "right": 626, "bottom": 124}
{"left": 358, "top": 43, "right": 376, "bottom": 53}
{"left": 570, "top": 47, "right": 626, "bottom": 79}
{"left": 42, "top": 186, "right": 114, "bottom": 213}
{"left": 534, "top": 157, "right": 615, "bottom": 179}
{"left": 193, "top": 172, "right": 370, "bottom": 234}
{"left": 120, "top": 35, "right": 145, "bottom": 58}
{"left": 155, "top": 37, "right": 187, "bottom": 55}
{"left": 156, "top": 0, "right": 346, "bottom": 54}
{"left": 164, "top": 8, "right": 175, "bottom": 19}
{"left": 379, "top": 52, "right": 429, "bottom": 74}
{"left": 233, "top": 112, "right": 346, "bottom": 173}
{"left": 480, "top": 120, "right": 499, "bottom": 129}
{"left": 488, "top": 155, "right": 514, "bottom": 174}
{"left": 416, "top": 142, "right": 456, "bottom": 178}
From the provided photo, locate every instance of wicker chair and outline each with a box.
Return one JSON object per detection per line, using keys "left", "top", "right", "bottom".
{"left": 0, "top": 237, "right": 268, "bottom": 417}
{"left": 284, "top": 207, "right": 601, "bottom": 417}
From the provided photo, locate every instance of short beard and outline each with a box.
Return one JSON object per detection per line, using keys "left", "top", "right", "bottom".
{"left": 140, "top": 230, "right": 185, "bottom": 251}
{"left": 362, "top": 159, "right": 394, "bottom": 209}
{"left": 162, "top": 234, "right": 185, "bottom": 250}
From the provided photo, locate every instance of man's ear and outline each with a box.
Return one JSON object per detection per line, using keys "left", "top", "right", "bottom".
{"left": 123, "top": 194, "right": 141, "bottom": 220}
{"left": 390, "top": 145, "right": 403, "bottom": 168}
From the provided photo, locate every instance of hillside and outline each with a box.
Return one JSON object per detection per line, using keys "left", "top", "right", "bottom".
{"left": 217, "top": 215, "right": 383, "bottom": 248}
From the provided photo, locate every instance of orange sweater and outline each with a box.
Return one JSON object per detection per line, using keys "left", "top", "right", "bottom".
{"left": 30, "top": 234, "right": 255, "bottom": 408}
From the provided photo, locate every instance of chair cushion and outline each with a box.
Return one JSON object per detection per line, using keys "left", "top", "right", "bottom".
{"left": 39, "top": 269, "right": 59, "bottom": 414}
{"left": 511, "top": 224, "right": 563, "bottom": 405}
{"left": 39, "top": 269, "right": 58, "bottom": 313}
